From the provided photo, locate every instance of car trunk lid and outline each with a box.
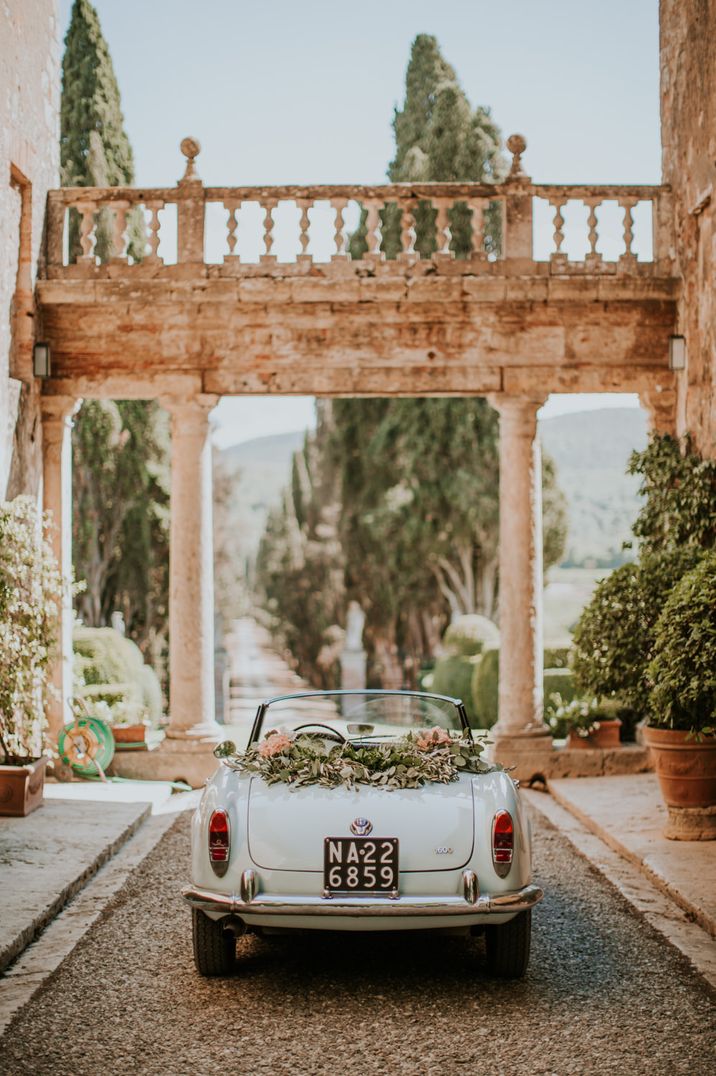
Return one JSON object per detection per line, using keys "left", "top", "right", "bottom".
{"left": 247, "top": 776, "right": 474, "bottom": 872}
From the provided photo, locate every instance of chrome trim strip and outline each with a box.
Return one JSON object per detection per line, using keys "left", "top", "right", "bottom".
{"left": 181, "top": 883, "right": 543, "bottom": 918}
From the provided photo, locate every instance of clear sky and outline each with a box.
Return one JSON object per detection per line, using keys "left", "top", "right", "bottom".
{"left": 59, "top": 0, "right": 660, "bottom": 445}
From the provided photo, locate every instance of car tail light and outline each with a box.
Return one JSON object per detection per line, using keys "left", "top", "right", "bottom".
{"left": 492, "top": 809, "right": 514, "bottom": 878}
{"left": 209, "top": 808, "right": 230, "bottom": 876}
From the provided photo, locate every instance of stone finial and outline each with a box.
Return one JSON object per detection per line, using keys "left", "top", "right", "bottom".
{"left": 506, "top": 133, "right": 528, "bottom": 179}
{"left": 180, "top": 136, "right": 201, "bottom": 181}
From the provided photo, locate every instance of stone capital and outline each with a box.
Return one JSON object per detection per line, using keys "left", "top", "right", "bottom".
{"left": 488, "top": 393, "right": 545, "bottom": 435}
{"left": 159, "top": 392, "right": 218, "bottom": 416}
{"left": 41, "top": 396, "right": 81, "bottom": 445}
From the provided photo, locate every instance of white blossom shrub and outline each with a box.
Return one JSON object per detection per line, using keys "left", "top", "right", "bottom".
{"left": 0, "top": 497, "right": 64, "bottom": 763}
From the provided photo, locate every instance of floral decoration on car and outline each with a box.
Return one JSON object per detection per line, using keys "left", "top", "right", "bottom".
{"left": 225, "top": 728, "right": 497, "bottom": 790}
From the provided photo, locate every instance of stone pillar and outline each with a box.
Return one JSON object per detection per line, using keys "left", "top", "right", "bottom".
{"left": 162, "top": 394, "right": 220, "bottom": 740}
{"left": 41, "top": 396, "right": 79, "bottom": 749}
{"left": 489, "top": 395, "right": 550, "bottom": 749}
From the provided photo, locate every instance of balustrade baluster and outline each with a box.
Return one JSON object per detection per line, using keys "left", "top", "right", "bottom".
{"left": 261, "top": 200, "right": 277, "bottom": 263}
{"left": 332, "top": 199, "right": 347, "bottom": 260}
{"left": 111, "top": 202, "right": 128, "bottom": 261}
{"left": 584, "top": 197, "right": 603, "bottom": 268}
{"left": 364, "top": 201, "right": 382, "bottom": 258}
{"left": 297, "top": 199, "right": 311, "bottom": 261}
{"left": 549, "top": 197, "right": 568, "bottom": 268}
{"left": 225, "top": 201, "right": 240, "bottom": 259}
{"left": 77, "top": 203, "right": 97, "bottom": 261}
{"left": 398, "top": 201, "right": 416, "bottom": 260}
{"left": 434, "top": 200, "right": 452, "bottom": 259}
{"left": 618, "top": 197, "right": 637, "bottom": 269}
{"left": 145, "top": 200, "right": 164, "bottom": 263}
{"left": 468, "top": 199, "right": 486, "bottom": 259}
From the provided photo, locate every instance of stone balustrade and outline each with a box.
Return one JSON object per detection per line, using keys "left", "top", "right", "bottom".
{"left": 44, "top": 138, "right": 672, "bottom": 276}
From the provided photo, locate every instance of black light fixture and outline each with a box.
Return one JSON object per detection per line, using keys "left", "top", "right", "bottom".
{"left": 668, "top": 335, "right": 686, "bottom": 371}
{"left": 33, "top": 341, "right": 51, "bottom": 378}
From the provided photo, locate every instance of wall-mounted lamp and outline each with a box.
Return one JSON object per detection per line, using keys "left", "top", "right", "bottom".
{"left": 668, "top": 335, "right": 686, "bottom": 371}
{"left": 33, "top": 342, "right": 51, "bottom": 378}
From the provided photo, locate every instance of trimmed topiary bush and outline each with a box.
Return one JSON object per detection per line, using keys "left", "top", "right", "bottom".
{"left": 443, "top": 615, "right": 499, "bottom": 658}
{"left": 648, "top": 552, "right": 716, "bottom": 733}
{"left": 73, "top": 626, "right": 163, "bottom": 725}
{"left": 571, "top": 548, "right": 704, "bottom": 720}
{"left": 472, "top": 647, "right": 499, "bottom": 729}
{"left": 431, "top": 654, "right": 480, "bottom": 722}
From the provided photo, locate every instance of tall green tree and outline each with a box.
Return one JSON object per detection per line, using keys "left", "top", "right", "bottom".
{"left": 61, "top": 1, "right": 169, "bottom": 673}
{"left": 258, "top": 35, "right": 567, "bottom": 687}
{"left": 61, "top": 0, "right": 143, "bottom": 261}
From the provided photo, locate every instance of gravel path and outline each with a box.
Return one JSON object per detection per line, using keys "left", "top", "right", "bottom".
{"left": 1, "top": 807, "right": 714, "bottom": 1076}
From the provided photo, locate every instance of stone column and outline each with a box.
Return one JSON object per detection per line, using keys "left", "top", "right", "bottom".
{"left": 162, "top": 394, "right": 220, "bottom": 740}
{"left": 489, "top": 395, "right": 550, "bottom": 747}
{"left": 41, "top": 396, "right": 79, "bottom": 749}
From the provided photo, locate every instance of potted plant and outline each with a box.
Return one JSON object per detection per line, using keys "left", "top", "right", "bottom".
{"left": 547, "top": 696, "right": 622, "bottom": 750}
{"left": 0, "top": 497, "right": 64, "bottom": 816}
{"left": 644, "top": 552, "right": 716, "bottom": 820}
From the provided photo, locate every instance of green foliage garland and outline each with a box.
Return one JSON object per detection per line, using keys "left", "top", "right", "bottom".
{"left": 226, "top": 730, "right": 496, "bottom": 791}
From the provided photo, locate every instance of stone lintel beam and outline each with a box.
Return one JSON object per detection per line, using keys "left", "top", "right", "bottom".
{"left": 160, "top": 392, "right": 221, "bottom": 741}
{"left": 488, "top": 393, "right": 550, "bottom": 747}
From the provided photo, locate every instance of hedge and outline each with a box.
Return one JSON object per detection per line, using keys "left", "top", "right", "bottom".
{"left": 431, "top": 654, "right": 480, "bottom": 722}
{"left": 472, "top": 650, "right": 575, "bottom": 730}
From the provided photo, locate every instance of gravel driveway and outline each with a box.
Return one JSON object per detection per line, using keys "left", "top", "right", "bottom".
{"left": 1, "top": 807, "right": 713, "bottom": 1076}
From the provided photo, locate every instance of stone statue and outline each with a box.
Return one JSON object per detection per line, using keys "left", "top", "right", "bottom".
{"left": 344, "top": 601, "right": 365, "bottom": 652}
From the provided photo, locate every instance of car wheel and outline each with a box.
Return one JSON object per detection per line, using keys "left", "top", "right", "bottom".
{"left": 192, "top": 908, "right": 235, "bottom": 977}
{"left": 484, "top": 909, "right": 531, "bottom": 979}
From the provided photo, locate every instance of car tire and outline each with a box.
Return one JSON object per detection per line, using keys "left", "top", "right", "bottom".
{"left": 192, "top": 908, "right": 235, "bottom": 977}
{"left": 484, "top": 909, "right": 531, "bottom": 979}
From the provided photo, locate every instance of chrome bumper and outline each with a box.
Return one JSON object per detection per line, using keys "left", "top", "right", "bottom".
{"left": 181, "top": 882, "right": 543, "bottom": 918}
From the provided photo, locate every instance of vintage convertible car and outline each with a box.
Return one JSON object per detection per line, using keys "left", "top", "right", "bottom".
{"left": 182, "top": 690, "right": 543, "bottom": 979}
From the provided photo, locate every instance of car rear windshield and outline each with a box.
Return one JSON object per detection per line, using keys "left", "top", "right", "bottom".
{"left": 253, "top": 692, "right": 466, "bottom": 742}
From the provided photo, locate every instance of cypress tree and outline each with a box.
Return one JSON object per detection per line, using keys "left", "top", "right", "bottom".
{"left": 61, "top": 0, "right": 143, "bottom": 261}
{"left": 61, "top": 1, "right": 169, "bottom": 680}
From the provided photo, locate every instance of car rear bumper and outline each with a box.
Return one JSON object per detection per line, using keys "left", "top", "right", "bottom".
{"left": 182, "top": 882, "right": 543, "bottom": 919}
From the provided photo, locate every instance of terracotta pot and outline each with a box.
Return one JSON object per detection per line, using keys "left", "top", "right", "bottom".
{"left": 566, "top": 719, "right": 622, "bottom": 750}
{"left": 0, "top": 756, "right": 48, "bottom": 817}
{"left": 643, "top": 726, "right": 716, "bottom": 809}
{"left": 111, "top": 724, "right": 146, "bottom": 745}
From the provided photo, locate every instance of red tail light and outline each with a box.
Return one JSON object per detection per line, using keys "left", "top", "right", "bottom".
{"left": 209, "top": 809, "right": 230, "bottom": 876}
{"left": 492, "top": 810, "right": 514, "bottom": 878}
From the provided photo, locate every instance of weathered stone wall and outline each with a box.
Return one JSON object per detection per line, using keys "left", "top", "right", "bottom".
{"left": 660, "top": 0, "right": 716, "bottom": 456}
{"left": 0, "top": 0, "right": 60, "bottom": 499}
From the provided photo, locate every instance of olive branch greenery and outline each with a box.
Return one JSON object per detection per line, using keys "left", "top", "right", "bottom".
{"left": 225, "top": 730, "right": 498, "bottom": 790}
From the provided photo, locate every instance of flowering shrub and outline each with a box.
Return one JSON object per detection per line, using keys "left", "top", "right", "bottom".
{"left": 0, "top": 497, "right": 64, "bottom": 764}
{"left": 227, "top": 727, "right": 497, "bottom": 790}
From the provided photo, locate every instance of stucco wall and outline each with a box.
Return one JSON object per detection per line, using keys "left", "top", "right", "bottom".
{"left": 660, "top": 0, "right": 716, "bottom": 456}
{"left": 0, "top": 0, "right": 60, "bottom": 499}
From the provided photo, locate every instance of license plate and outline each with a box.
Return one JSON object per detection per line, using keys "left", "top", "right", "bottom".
{"left": 323, "top": 837, "right": 399, "bottom": 894}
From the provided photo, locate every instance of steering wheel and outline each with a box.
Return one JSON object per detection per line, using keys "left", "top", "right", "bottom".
{"left": 292, "top": 723, "right": 347, "bottom": 744}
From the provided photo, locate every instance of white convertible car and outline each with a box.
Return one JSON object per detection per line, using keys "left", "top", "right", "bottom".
{"left": 183, "top": 690, "right": 542, "bottom": 979}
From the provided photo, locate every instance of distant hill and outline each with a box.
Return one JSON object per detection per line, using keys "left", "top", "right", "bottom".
{"left": 216, "top": 408, "right": 649, "bottom": 567}
{"left": 540, "top": 408, "right": 648, "bottom": 566}
{"left": 215, "top": 430, "right": 306, "bottom": 557}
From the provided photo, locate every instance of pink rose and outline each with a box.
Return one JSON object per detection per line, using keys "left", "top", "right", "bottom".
{"left": 415, "top": 727, "right": 452, "bottom": 751}
{"left": 258, "top": 732, "right": 294, "bottom": 758}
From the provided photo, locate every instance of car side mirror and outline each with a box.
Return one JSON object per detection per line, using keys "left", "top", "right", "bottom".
{"left": 213, "top": 740, "right": 236, "bottom": 759}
